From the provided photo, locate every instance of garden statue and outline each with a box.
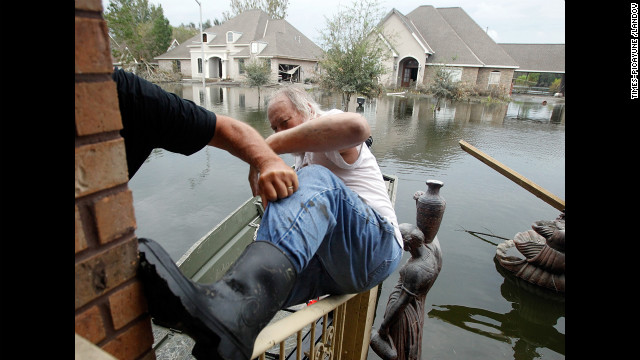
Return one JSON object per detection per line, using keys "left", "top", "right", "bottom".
{"left": 370, "top": 180, "right": 445, "bottom": 360}
{"left": 494, "top": 211, "right": 565, "bottom": 293}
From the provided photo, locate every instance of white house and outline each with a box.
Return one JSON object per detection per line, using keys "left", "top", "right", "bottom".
{"left": 154, "top": 9, "right": 324, "bottom": 83}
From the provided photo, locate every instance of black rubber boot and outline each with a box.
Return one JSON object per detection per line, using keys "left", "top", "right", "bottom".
{"left": 137, "top": 238, "right": 297, "bottom": 360}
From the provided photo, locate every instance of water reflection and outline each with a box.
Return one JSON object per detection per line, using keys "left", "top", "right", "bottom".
{"left": 506, "top": 98, "right": 565, "bottom": 123}
{"left": 429, "top": 259, "right": 565, "bottom": 359}
{"left": 243, "top": 108, "right": 271, "bottom": 134}
{"left": 187, "top": 147, "right": 211, "bottom": 190}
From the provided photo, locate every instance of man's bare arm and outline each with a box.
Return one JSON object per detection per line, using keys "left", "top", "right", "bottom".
{"left": 265, "top": 112, "right": 370, "bottom": 163}
{"left": 208, "top": 114, "right": 298, "bottom": 206}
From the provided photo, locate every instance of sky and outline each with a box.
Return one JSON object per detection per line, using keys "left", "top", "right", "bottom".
{"left": 102, "top": 0, "right": 565, "bottom": 44}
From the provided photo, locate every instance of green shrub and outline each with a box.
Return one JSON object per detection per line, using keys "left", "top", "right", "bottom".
{"left": 549, "top": 78, "right": 561, "bottom": 93}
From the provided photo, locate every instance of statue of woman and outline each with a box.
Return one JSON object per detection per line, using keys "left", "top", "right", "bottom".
{"left": 370, "top": 223, "right": 443, "bottom": 360}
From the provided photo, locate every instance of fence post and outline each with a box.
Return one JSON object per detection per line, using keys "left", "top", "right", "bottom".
{"left": 338, "top": 285, "right": 379, "bottom": 360}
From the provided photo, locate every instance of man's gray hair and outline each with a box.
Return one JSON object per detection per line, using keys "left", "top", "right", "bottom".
{"left": 268, "top": 86, "right": 325, "bottom": 121}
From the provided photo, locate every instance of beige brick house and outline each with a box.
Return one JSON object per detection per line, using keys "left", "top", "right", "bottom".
{"left": 377, "top": 6, "right": 520, "bottom": 93}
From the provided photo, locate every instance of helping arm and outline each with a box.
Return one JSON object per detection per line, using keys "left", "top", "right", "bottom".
{"left": 208, "top": 114, "right": 298, "bottom": 207}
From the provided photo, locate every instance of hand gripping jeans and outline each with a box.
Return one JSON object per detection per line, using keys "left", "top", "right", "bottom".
{"left": 255, "top": 164, "right": 403, "bottom": 307}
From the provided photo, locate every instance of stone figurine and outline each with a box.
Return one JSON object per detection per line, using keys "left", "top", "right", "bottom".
{"left": 370, "top": 180, "right": 445, "bottom": 360}
{"left": 495, "top": 211, "right": 565, "bottom": 293}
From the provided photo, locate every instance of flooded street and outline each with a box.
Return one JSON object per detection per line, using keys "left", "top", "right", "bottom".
{"left": 129, "top": 83, "right": 565, "bottom": 359}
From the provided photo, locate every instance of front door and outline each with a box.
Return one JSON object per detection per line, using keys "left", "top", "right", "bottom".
{"left": 401, "top": 66, "right": 412, "bottom": 87}
{"left": 400, "top": 58, "right": 419, "bottom": 88}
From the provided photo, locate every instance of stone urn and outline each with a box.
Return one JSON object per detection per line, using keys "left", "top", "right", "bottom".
{"left": 413, "top": 180, "right": 446, "bottom": 242}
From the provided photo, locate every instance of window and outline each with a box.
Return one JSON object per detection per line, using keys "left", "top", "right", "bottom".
{"left": 446, "top": 68, "right": 462, "bottom": 82}
{"left": 488, "top": 71, "right": 501, "bottom": 85}
{"left": 239, "top": 59, "right": 245, "bottom": 74}
{"left": 250, "top": 41, "right": 267, "bottom": 54}
{"left": 202, "top": 33, "right": 207, "bottom": 43}
{"left": 198, "top": 58, "right": 203, "bottom": 73}
{"left": 227, "top": 31, "right": 242, "bottom": 43}
{"left": 406, "top": 59, "right": 419, "bottom": 67}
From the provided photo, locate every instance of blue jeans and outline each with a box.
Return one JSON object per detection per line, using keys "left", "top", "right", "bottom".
{"left": 255, "top": 165, "right": 403, "bottom": 307}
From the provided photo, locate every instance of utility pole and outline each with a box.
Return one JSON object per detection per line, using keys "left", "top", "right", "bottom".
{"left": 195, "top": 0, "right": 206, "bottom": 89}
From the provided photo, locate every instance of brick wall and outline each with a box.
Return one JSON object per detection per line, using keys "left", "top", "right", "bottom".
{"left": 476, "top": 68, "right": 515, "bottom": 90}
{"left": 422, "top": 65, "right": 480, "bottom": 88}
{"left": 75, "top": 1, "right": 155, "bottom": 359}
{"left": 422, "top": 65, "right": 513, "bottom": 97}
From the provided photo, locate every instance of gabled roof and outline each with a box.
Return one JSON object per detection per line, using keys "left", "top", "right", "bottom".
{"left": 499, "top": 44, "right": 565, "bottom": 73}
{"left": 436, "top": 7, "right": 519, "bottom": 68}
{"left": 154, "top": 9, "right": 323, "bottom": 61}
{"left": 154, "top": 37, "right": 191, "bottom": 60}
{"left": 167, "top": 39, "right": 180, "bottom": 52}
{"left": 200, "top": 9, "right": 271, "bottom": 46}
{"left": 379, "top": 9, "right": 434, "bottom": 55}
{"left": 400, "top": 5, "right": 518, "bottom": 68}
{"left": 234, "top": 17, "right": 324, "bottom": 60}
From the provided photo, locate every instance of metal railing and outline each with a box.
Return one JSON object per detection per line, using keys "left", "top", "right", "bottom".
{"left": 511, "top": 85, "right": 554, "bottom": 96}
{"left": 252, "top": 288, "right": 378, "bottom": 360}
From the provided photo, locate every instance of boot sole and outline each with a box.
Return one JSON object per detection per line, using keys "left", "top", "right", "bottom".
{"left": 137, "top": 238, "right": 251, "bottom": 360}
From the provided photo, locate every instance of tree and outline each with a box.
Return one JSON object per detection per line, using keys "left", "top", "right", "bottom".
{"left": 316, "top": 0, "right": 389, "bottom": 111}
{"left": 149, "top": 8, "right": 173, "bottom": 57}
{"left": 172, "top": 25, "right": 199, "bottom": 44}
{"left": 104, "top": 0, "right": 172, "bottom": 63}
{"left": 222, "top": 0, "right": 289, "bottom": 20}
{"left": 243, "top": 58, "right": 272, "bottom": 105}
{"left": 428, "top": 64, "right": 457, "bottom": 108}
{"left": 427, "top": 56, "right": 474, "bottom": 107}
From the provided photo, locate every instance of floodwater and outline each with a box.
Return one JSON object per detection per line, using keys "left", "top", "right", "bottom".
{"left": 128, "top": 83, "right": 565, "bottom": 360}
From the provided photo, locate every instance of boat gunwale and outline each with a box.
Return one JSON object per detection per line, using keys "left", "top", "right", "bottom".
{"left": 176, "top": 196, "right": 263, "bottom": 268}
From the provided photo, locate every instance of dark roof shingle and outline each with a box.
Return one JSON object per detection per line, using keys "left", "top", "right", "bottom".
{"left": 155, "top": 9, "right": 322, "bottom": 61}
{"left": 499, "top": 43, "right": 565, "bottom": 73}
{"left": 401, "top": 6, "right": 518, "bottom": 68}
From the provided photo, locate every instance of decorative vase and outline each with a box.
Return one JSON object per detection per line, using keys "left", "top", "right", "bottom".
{"left": 414, "top": 180, "right": 446, "bottom": 242}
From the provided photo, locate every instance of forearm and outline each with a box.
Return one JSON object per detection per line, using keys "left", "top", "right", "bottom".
{"left": 266, "top": 112, "right": 370, "bottom": 154}
{"left": 208, "top": 115, "right": 281, "bottom": 171}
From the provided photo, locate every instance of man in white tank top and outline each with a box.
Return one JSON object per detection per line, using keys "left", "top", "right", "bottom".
{"left": 246, "top": 86, "right": 403, "bottom": 308}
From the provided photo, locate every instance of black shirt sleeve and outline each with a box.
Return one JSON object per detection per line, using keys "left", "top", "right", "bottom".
{"left": 111, "top": 69, "right": 217, "bottom": 178}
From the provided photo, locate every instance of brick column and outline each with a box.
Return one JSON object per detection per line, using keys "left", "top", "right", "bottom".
{"left": 75, "top": 1, "right": 155, "bottom": 359}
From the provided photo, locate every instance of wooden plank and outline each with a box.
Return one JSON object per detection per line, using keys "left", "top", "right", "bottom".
{"left": 459, "top": 139, "right": 565, "bottom": 211}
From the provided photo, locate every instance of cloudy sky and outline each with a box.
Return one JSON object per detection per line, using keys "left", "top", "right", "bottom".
{"left": 102, "top": 0, "right": 565, "bottom": 44}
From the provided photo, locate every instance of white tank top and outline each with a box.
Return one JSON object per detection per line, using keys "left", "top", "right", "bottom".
{"left": 293, "top": 109, "right": 403, "bottom": 249}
